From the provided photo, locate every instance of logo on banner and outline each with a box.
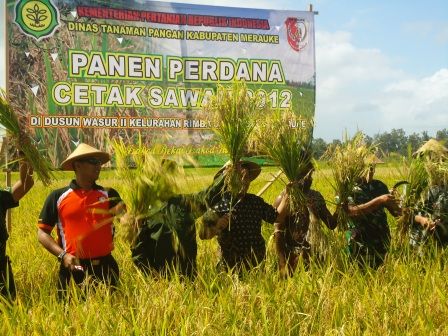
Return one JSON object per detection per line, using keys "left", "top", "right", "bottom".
{"left": 285, "top": 17, "right": 308, "bottom": 52}
{"left": 14, "top": 0, "right": 60, "bottom": 41}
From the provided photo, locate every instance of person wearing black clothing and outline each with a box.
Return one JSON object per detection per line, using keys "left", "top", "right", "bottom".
{"left": 131, "top": 172, "right": 225, "bottom": 278}
{"left": 200, "top": 161, "right": 288, "bottom": 273}
{"left": 0, "top": 160, "right": 34, "bottom": 300}
{"left": 273, "top": 169, "right": 338, "bottom": 277}
{"left": 344, "top": 163, "right": 400, "bottom": 269}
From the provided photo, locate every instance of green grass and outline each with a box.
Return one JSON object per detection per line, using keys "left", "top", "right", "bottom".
{"left": 1, "top": 165, "right": 448, "bottom": 335}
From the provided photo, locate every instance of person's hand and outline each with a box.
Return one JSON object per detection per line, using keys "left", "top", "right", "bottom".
{"left": 380, "top": 194, "right": 400, "bottom": 212}
{"left": 384, "top": 194, "right": 401, "bottom": 216}
{"left": 62, "top": 253, "right": 81, "bottom": 271}
{"left": 216, "top": 214, "right": 230, "bottom": 231}
{"left": 425, "top": 218, "right": 439, "bottom": 231}
{"left": 379, "top": 193, "right": 395, "bottom": 204}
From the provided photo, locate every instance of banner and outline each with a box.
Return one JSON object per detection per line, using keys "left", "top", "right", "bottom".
{"left": 6, "top": 0, "right": 315, "bottom": 166}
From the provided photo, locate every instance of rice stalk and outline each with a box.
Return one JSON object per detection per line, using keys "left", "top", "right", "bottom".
{"left": 393, "top": 153, "right": 429, "bottom": 241}
{"left": 0, "top": 90, "right": 54, "bottom": 185}
{"left": 253, "top": 109, "right": 313, "bottom": 210}
{"left": 204, "top": 81, "right": 260, "bottom": 197}
{"left": 253, "top": 109, "right": 330, "bottom": 252}
{"left": 323, "top": 131, "right": 376, "bottom": 230}
{"left": 111, "top": 136, "right": 189, "bottom": 254}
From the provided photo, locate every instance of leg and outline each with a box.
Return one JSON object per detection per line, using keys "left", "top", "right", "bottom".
{"left": 57, "top": 264, "right": 72, "bottom": 301}
{"left": 92, "top": 255, "right": 120, "bottom": 289}
{"left": 0, "top": 256, "right": 16, "bottom": 301}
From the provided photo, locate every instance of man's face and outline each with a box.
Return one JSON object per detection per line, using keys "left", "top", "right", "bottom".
{"left": 74, "top": 157, "right": 103, "bottom": 182}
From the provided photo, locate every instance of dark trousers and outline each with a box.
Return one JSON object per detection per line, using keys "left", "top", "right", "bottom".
{"left": 57, "top": 254, "right": 119, "bottom": 300}
{"left": 0, "top": 255, "right": 15, "bottom": 301}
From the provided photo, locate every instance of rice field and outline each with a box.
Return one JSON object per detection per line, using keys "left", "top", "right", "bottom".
{"left": 1, "top": 164, "right": 448, "bottom": 335}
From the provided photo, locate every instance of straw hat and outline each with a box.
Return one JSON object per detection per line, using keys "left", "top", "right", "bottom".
{"left": 414, "top": 139, "right": 448, "bottom": 157}
{"left": 214, "top": 160, "right": 261, "bottom": 181}
{"left": 365, "top": 154, "right": 384, "bottom": 165}
{"left": 60, "top": 143, "right": 110, "bottom": 170}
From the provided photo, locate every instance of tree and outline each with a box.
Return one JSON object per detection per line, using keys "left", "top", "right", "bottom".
{"left": 312, "top": 137, "right": 327, "bottom": 159}
{"left": 436, "top": 129, "right": 448, "bottom": 143}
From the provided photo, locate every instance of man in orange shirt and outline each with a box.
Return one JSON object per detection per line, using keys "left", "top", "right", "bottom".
{"left": 38, "top": 144, "right": 125, "bottom": 298}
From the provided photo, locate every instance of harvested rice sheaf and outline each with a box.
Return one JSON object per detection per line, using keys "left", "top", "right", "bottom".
{"left": 204, "top": 81, "right": 260, "bottom": 197}
{"left": 0, "top": 90, "right": 54, "bottom": 185}
{"left": 112, "top": 137, "right": 185, "bottom": 246}
{"left": 324, "top": 132, "right": 377, "bottom": 230}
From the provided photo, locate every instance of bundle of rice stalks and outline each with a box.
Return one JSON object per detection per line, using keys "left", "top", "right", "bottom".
{"left": 425, "top": 159, "right": 448, "bottom": 187}
{"left": 254, "top": 110, "right": 328, "bottom": 254}
{"left": 323, "top": 132, "right": 376, "bottom": 230}
{"left": 112, "top": 137, "right": 185, "bottom": 246}
{"left": 253, "top": 109, "right": 313, "bottom": 211}
{"left": 414, "top": 139, "right": 448, "bottom": 159}
{"left": 204, "top": 81, "right": 260, "bottom": 197}
{"left": 393, "top": 154, "right": 429, "bottom": 241}
{"left": 0, "top": 90, "right": 53, "bottom": 185}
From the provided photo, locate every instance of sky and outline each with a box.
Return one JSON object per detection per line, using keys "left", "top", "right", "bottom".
{"left": 1, "top": 0, "right": 447, "bottom": 141}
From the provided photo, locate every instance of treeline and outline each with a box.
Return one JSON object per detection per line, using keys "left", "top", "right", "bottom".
{"left": 313, "top": 128, "right": 448, "bottom": 159}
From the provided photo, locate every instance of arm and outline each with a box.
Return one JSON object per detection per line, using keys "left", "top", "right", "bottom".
{"left": 274, "top": 221, "right": 288, "bottom": 275}
{"left": 273, "top": 194, "right": 289, "bottom": 275}
{"left": 37, "top": 228, "right": 80, "bottom": 270}
{"left": 107, "top": 188, "right": 126, "bottom": 216}
{"left": 110, "top": 201, "right": 126, "bottom": 216}
{"left": 11, "top": 160, "right": 34, "bottom": 202}
{"left": 309, "top": 192, "right": 337, "bottom": 230}
{"left": 346, "top": 194, "right": 396, "bottom": 217}
{"left": 319, "top": 207, "right": 338, "bottom": 230}
{"left": 414, "top": 214, "right": 437, "bottom": 231}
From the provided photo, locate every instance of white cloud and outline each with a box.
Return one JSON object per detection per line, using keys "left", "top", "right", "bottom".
{"left": 379, "top": 69, "right": 448, "bottom": 130}
{"left": 313, "top": 30, "right": 447, "bottom": 141}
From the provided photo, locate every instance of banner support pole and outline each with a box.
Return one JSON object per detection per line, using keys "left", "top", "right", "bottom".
{"left": 309, "top": 3, "right": 319, "bottom": 15}
{"left": 256, "top": 170, "right": 283, "bottom": 197}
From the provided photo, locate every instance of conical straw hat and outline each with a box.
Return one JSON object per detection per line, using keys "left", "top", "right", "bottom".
{"left": 414, "top": 139, "right": 448, "bottom": 157}
{"left": 214, "top": 160, "right": 261, "bottom": 181}
{"left": 60, "top": 143, "right": 110, "bottom": 170}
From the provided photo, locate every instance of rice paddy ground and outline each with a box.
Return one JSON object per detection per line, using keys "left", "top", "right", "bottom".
{"left": 1, "top": 164, "right": 447, "bottom": 335}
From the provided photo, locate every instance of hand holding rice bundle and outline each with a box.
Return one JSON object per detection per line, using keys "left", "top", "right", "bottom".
{"left": 411, "top": 140, "right": 448, "bottom": 248}
{"left": 203, "top": 81, "right": 260, "bottom": 197}
{"left": 324, "top": 132, "right": 378, "bottom": 230}
{"left": 112, "top": 138, "right": 185, "bottom": 246}
{"left": 253, "top": 109, "right": 314, "bottom": 212}
{"left": 0, "top": 90, "right": 53, "bottom": 185}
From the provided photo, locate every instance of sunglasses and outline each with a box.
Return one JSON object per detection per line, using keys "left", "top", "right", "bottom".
{"left": 78, "top": 157, "right": 102, "bottom": 165}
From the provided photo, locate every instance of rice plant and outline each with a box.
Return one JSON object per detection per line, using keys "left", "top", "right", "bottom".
{"left": 323, "top": 132, "right": 377, "bottom": 230}
{"left": 204, "top": 81, "right": 260, "bottom": 197}
{"left": 393, "top": 154, "right": 429, "bottom": 241}
{"left": 253, "top": 109, "right": 313, "bottom": 210}
{"left": 111, "top": 137, "right": 184, "bottom": 246}
{"left": 0, "top": 90, "right": 54, "bottom": 185}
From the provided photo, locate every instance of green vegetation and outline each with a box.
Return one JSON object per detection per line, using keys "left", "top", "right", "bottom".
{"left": 1, "top": 165, "right": 447, "bottom": 335}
